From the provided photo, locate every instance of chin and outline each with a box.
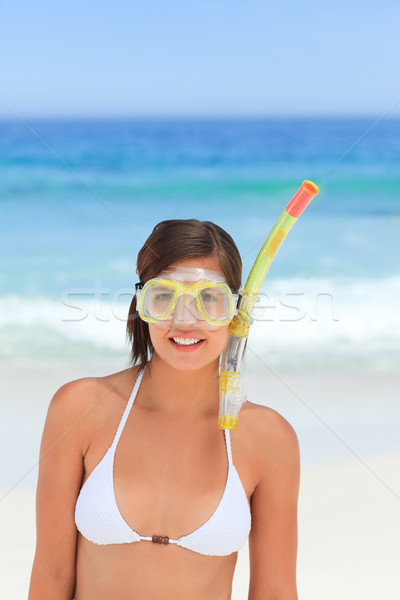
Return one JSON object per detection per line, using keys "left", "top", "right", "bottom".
{"left": 157, "top": 352, "right": 221, "bottom": 373}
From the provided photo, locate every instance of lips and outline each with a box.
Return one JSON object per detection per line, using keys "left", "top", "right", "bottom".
{"left": 169, "top": 336, "right": 205, "bottom": 352}
{"left": 171, "top": 337, "right": 203, "bottom": 346}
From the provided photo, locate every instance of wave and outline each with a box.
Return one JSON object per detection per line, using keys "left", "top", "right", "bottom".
{"left": 248, "top": 276, "right": 400, "bottom": 372}
{"left": 1, "top": 275, "right": 399, "bottom": 372}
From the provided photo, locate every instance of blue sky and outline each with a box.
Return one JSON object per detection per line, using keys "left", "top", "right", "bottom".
{"left": 1, "top": 0, "right": 399, "bottom": 118}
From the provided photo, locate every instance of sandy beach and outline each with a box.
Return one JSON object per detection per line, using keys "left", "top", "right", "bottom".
{"left": 1, "top": 360, "right": 399, "bottom": 599}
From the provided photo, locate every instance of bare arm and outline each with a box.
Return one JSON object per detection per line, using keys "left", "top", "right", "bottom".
{"left": 28, "top": 380, "right": 94, "bottom": 599}
{"left": 248, "top": 409, "right": 300, "bottom": 600}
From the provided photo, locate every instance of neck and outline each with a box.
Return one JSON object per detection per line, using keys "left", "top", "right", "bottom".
{"left": 138, "top": 355, "right": 220, "bottom": 416}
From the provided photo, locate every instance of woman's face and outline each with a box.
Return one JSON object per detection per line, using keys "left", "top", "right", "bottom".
{"left": 148, "top": 256, "right": 232, "bottom": 372}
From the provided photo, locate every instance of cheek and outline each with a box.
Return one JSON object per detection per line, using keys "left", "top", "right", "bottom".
{"left": 211, "top": 326, "right": 230, "bottom": 354}
{"left": 148, "top": 323, "right": 165, "bottom": 349}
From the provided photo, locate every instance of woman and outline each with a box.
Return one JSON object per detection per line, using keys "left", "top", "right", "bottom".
{"left": 28, "top": 219, "right": 300, "bottom": 600}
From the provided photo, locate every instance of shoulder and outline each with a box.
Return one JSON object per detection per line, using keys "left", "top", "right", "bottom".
{"left": 240, "top": 401, "right": 300, "bottom": 482}
{"left": 44, "top": 367, "right": 141, "bottom": 452}
{"left": 49, "top": 366, "right": 140, "bottom": 412}
{"left": 242, "top": 400, "right": 299, "bottom": 448}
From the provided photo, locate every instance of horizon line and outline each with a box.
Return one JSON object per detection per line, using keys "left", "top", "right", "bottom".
{"left": 0, "top": 112, "right": 399, "bottom": 122}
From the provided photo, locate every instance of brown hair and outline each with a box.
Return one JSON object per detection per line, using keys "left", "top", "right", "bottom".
{"left": 126, "top": 219, "right": 242, "bottom": 367}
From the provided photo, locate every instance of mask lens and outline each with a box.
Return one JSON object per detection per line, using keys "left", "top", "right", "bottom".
{"left": 143, "top": 283, "right": 176, "bottom": 319}
{"left": 198, "top": 286, "right": 231, "bottom": 322}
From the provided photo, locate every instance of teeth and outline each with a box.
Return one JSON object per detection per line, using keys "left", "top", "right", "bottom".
{"left": 172, "top": 337, "right": 202, "bottom": 346}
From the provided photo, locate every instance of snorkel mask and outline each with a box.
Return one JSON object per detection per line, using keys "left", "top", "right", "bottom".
{"left": 135, "top": 267, "right": 240, "bottom": 330}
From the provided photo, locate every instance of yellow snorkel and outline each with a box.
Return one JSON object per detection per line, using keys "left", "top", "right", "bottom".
{"left": 218, "top": 180, "right": 320, "bottom": 429}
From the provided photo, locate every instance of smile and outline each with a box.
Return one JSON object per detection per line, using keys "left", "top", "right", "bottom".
{"left": 171, "top": 337, "right": 204, "bottom": 346}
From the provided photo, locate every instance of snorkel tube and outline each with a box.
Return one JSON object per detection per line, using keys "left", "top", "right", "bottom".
{"left": 218, "top": 180, "right": 320, "bottom": 429}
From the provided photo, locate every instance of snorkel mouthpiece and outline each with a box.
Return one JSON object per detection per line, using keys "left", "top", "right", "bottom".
{"left": 218, "top": 180, "right": 319, "bottom": 429}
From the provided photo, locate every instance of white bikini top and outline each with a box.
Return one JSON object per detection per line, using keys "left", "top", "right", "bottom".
{"left": 75, "top": 369, "right": 251, "bottom": 556}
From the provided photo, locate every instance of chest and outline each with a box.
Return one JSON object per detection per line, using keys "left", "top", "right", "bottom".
{"left": 84, "top": 407, "right": 255, "bottom": 540}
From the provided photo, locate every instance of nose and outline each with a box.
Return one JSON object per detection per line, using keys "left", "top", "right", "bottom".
{"left": 171, "top": 293, "right": 199, "bottom": 326}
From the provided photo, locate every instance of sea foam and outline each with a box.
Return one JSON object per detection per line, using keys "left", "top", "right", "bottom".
{"left": 1, "top": 275, "right": 399, "bottom": 371}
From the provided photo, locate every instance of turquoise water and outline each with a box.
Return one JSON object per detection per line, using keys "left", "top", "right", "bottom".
{"left": 1, "top": 118, "right": 399, "bottom": 370}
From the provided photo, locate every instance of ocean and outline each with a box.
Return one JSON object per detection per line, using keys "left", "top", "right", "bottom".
{"left": 1, "top": 117, "right": 399, "bottom": 373}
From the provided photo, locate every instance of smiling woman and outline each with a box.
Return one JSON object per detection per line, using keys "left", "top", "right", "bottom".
{"left": 127, "top": 219, "right": 242, "bottom": 369}
{"left": 28, "top": 219, "right": 300, "bottom": 600}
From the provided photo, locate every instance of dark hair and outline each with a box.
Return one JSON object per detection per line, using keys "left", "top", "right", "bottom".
{"left": 126, "top": 219, "right": 242, "bottom": 368}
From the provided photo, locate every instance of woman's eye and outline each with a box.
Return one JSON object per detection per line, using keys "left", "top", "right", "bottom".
{"left": 155, "top": 293, "right": 172, "bottom": 303}
{"left": 201, "top": 292, "right": 218, "bottom": 303}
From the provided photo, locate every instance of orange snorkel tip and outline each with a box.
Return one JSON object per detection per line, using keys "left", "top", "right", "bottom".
{"left": 286, "top": 180, "right": 319, "bottom": 218}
